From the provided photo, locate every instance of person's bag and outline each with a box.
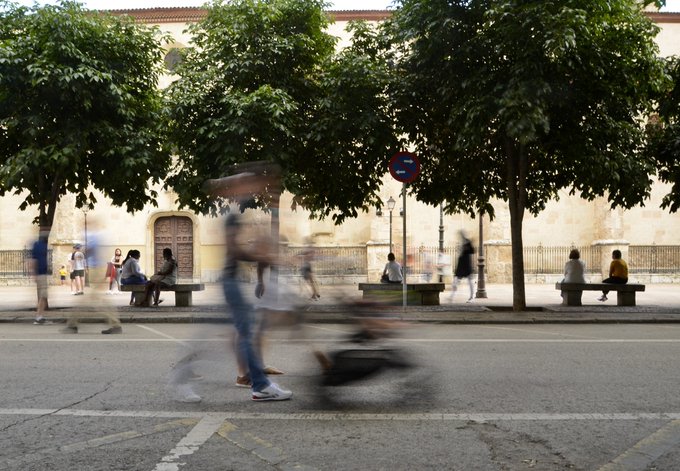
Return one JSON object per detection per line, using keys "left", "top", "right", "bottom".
{"left": 150, "top": 274, "right": 163, "bottom": 282}
{"left": 380, "top": 273, "right": 389, "bottom": 283}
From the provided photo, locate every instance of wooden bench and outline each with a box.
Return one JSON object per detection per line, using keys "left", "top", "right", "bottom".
{"left": 358, "top": 283, "right": 445, "bottom": 306}
{"left": 120, "top": 283, "right": 205, "bottom": 307}
{"left": 555, "top": 282, "right": 645, "bottom": 306}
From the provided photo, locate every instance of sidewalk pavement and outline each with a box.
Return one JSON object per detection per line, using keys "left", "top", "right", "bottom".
{"left": 1, "top": 282, "right": 679, "bottom": 324}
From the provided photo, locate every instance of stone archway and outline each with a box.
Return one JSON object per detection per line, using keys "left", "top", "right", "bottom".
{"left": 153, "top": 216, "right": 194, "bottom": 280}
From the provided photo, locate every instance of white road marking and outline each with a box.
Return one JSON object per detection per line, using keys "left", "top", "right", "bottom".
{"left": 0, "top": 338, "right": 220, "bottom": 342}
{"left": 597, "top": 419, "right": 680, "bottom": 471}
{"left": 136, "top": 324, "right": 185, "bottom": 343}
{"left": 152, "top": 414, "right": 225, "bottom": 471}
{"left": 0, "top": 419, "right": 196, "bottom": 470}
{"left": 3, "top": 408, "right": 680, "bottom": 422}
{"left": 479, "top": 324, "right": 605, "bottom": 339}
{"left": 305, "top": 324, "right": 352, "bottom": 333}
{"left": 3, "top": 337, "right": 680, "bottom": 343}
{"left": 393, "top": 339, "right": 680, "bottom": 343}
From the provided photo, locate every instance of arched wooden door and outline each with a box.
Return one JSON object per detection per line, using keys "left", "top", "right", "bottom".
{"left": 154, "top": 216, "right": 194, "bottom": 280}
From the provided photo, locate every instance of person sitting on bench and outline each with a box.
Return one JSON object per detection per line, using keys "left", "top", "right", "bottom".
{"left": 598, "top": 249, "right": 628, "bottom": 302}
{"left": 138, "top": 248, "right": 177, "bottom": 307}
{"left": 381, "top": 252, "right": 403, "bottom": 284}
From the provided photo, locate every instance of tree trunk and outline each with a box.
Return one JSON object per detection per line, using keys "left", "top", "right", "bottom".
{"left": 36, "top": 177, "right": 61, "bottom": 311}
{"left": 504, "top": 138, "right": 528, "bottom": 311}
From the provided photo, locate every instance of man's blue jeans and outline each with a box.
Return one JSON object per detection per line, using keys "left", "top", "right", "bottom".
{"left": 222, "top": 277, "right": 269, "bottom": 392}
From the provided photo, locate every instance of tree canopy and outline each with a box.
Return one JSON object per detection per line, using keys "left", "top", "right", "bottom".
{"left": 0, "top": 0, "right": 170, "bottom": 229}
{"left": 165, "top": 0, "right": 399, "bottom": 222}
{"left": 648, "top": 55, "right": 680, "bottom": 212}
{"left": 383, "top": 0, "right": 668, "bottom": 309}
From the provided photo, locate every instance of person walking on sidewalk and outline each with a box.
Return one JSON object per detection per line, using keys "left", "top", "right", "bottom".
{"left": 30, "top": 225, "right": 50, "bottom": 325}
{"left": 598, "top": 249, "right": 628, "bottom": 302}
{"left": 451, "top": 231, "right": 475, "bottom": 302}
{"left": 168, "top": 165, "right": 292, "bottom": 403}
{"left": 62, "top": 222, "right": 123, "bottom": 335}
{"left": 71, "top": 244, "right": 85, "bottom": 295}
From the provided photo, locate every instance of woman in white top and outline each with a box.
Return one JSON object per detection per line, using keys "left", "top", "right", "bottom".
{"left": 72, "top": 244, "right": 86, "bottom": 295}
{"left": 563, "top": 249, "right": 586, "bottom": 283}
{"left": 382, "top": 252, "right": 403, "bottom": 283}
{"left": 561, "top": 248, "right": 586, "bottom": 298}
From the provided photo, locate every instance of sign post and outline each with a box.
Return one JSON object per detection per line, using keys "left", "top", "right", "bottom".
{"left": 388, "top": 152, "right": 420, "bottom": 307}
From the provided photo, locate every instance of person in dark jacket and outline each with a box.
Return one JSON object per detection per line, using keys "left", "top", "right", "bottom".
{"left": 451, "top": 231, "right": 475, "bottom": 303}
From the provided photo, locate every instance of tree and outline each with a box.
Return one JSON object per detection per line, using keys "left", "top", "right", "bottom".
{"left": 383, "top": 0, "right": 668, "bottom": 310}
{"left": 165, "top": 0, "right": 399, "bottom": 223}
{"left": 648, "top": 56, "right": 680, "bottom": 212}
{"left": 0, "top": 1, "right": 170, "bottom": 232}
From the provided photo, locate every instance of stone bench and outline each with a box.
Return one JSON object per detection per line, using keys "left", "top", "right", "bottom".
{"left": 120, "top": 283, "right": 205, "bottom": 307}
{"left": 358, "top": 282, "right": 445, "bottom": 306}
{"left": 555, "top": 282, "right": 645, "bottom": 306}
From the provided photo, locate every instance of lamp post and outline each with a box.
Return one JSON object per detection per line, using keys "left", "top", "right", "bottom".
{"left": 438, "top": 203, "right": 444, "bottom": 252}
{"left": 387, "top": 196, "right": 396, "bottom": 253}
{"left": 475, "top": 211, "right": 487, "bottom": 298}
{"left": 82, "top": 207, "right": 90, "bottom": 287}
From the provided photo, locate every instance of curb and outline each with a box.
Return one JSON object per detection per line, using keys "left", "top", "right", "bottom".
{"left": 4, "top": 309, "right": 680, "bottom": 325}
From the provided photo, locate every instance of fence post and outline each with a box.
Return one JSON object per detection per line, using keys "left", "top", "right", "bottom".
{"left": 366, "top": 241, "right": 389, "bottom": 282}
{"left": 484, "top": 240, "right": 512, "bottom": 283}
{"left": 592, "top": 240, "right": 629, "bottom": 281}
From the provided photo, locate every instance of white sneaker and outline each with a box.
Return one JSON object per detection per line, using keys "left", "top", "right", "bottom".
{"left": 597, "top": 295, "right": 608, "bottom": 302}
{"left": 252, "top": 382, "right": 292, "bottom": 402}
{"left": 171, "top": 383, "right": 202, "bottom": 403}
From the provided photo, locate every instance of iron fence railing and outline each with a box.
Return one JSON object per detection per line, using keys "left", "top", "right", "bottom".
{"left": 3, "top": 244, "right": 678, "bottom": 279}
{"left": 522, "top": 244, "right": 602, "bottom": 275}
{"left": 397, "top": 245, "right": 460, "bottom": 277}
{"left": 281, "top": 245, "right": 367, "bottom": 276}
{"left": 0, "top": 249, "right": 53, "bottom": 277}
{"left": 629, "top": 245, "right": 680, "bottom": 274}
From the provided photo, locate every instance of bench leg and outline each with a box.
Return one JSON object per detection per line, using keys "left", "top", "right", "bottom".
{"left": 617, "top": 292, "right": 636, "bottom": 306}
{"left": 175, "top": 292, "right": 192, "bottom": 307}
{"left": 420, "top": 291, "right": 440, "bottom": 306}
{"left": 562, "top": 290, "right": 582, "bottom": 306}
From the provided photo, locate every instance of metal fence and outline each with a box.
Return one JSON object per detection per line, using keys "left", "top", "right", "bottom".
{"left": 281, "top": 245, "right": 367, "bottom": 276}
{"left": 522, "top": 244, "right": 602, "bottom": 275}
{"left": 629, "top": 245, "right": 680, "bottom": 274}
{"left": 521, "top": 244, "right": 680, "bottom": 275}
{"left": 3, "top": 244, "right": 677, "bottom": 279}
{"left": 399, "top": 245, "right": 459, "bottom": 276}
{"left": 0, "top": 249, "right": 53, "bottom": 277}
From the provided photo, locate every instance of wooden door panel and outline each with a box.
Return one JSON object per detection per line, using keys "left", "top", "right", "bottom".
{"left": 154, "top": 216, "right": 194, "bottom": 280}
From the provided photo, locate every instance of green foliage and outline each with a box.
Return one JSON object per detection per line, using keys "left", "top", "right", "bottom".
{"left": 165, "top": 0, "right": 399, "bottom": 222}
{"left": 0, "top": 0, "right": 170, "bottom": 225}
{"left": 648, "top": 56, "right": 680, "bottom": 212}
{"left": 384, "top": 0, "right": 667, "bottom": 309}
{"left": 385, "top": 0, "right": 666, "bottom": 218}
{"left": 289, "top": 20, "right": 401, "bottom": 222}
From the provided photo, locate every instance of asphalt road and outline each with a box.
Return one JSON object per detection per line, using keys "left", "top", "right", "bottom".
{"left": 2, "top": 322, "right": 680, "bottom": 470}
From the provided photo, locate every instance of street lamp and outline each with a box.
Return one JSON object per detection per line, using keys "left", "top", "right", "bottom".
{"left": 439, "top": 203, "right": 444, "bottom": 252}
{"left": 82, "top": 206, "right": 90, "bottom": 287}
{"left": 387, "top": 196, "right": 396, "bottom": 253}
{"left": 476, "top": 211, "right": 487, "bottom": 298}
